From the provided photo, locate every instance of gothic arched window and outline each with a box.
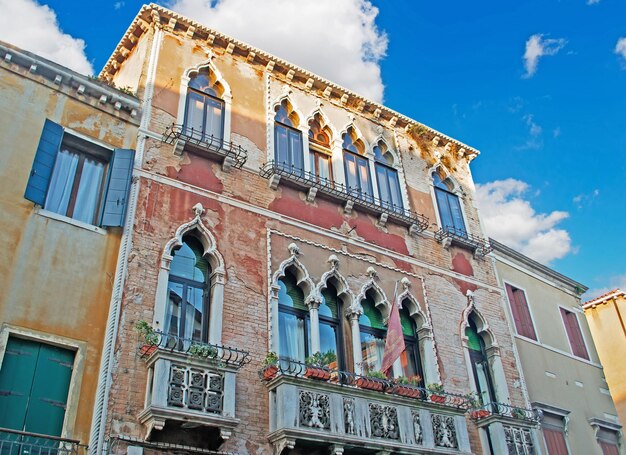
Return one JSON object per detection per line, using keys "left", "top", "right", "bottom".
{"left": 433, "top": 173, "right": 466, "bottom": 234}
{"left": 274, "top": 100, "right": 303, "bottom": 175}
{"left": 184, "top": 68, "right": 225, "bottom": 142}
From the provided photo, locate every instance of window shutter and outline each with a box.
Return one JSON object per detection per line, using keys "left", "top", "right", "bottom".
{"left": 24, "top": 120, "right": 64, "bottom": 206}
{"left": 543, "top": 428, "right": 568, "bottom": 455}
{"left": 515, "top": 289, "right": 537, "bottom": 340}
{"left": 505, "top": 284, "right": 524, "bottom": 335}
{"left": 560, "top": 308, "right": 589, "bottom": 360}
{"left": 101, "top": 148, "right": 135, "bottom": 227}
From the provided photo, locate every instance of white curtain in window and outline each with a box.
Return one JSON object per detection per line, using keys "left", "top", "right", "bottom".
{"left": 44, "top": 149, "right": 78, "bottom": 215}
{"left": 279, "top": 312, "right": 305, "bottom": 362}
{"left": 73, "top": 158, "right": 104, "bottom": 224}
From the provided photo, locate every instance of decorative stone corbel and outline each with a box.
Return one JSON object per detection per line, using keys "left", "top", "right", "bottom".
{"left": 192, "top": 203, "right": 205, "bottom": 219}
{"left": 219, "top": 428, "right": 232, "bottom": 440}
{"left": 340, "top": 94, "right": 349, "bottom": 105}
{"left": 287, "top": 242, "right": 300, "bottom": 257}
{"left": 185, "top": 25, "right": 195, "bottom": 38}
{"left": 441, "top": 237, "right": 452, "bottom": 250}
{"left": 247, "top": 51, "right": 256, "bottom": 63}
{"left": 272, "top": 438, "right": 296, "bottom": 455}
{"left": 329, "top": 445, "right": 344, "bottom": 455}
{"left": 373, "top": 108, "right": 381, "bottom": 119}
{"left": 343, "top": 200, "right": 354, "bottom": 214}
{"left": 306, "top": 187, "right": 318, "bottom": 202}
{"left": 173, "top": 138, "right": 186, "bottom": 156}
{"left": 328, "top": 254, "right": 339, "bottom": 270}
{"left": 225, "top": 42, "right": 235, "bottom": 54}
{"left": 444, "top": 142, "right": 453, "bottom": 154}
{"left": 366, "top": 266, "right": 377, "bottom": 279}
{"left": 401, "top": 277, "right": 411, "bottom": 291}
{"left": 457, "top": 148, "right": 466, "bottom": 159}
{"left": 286, "top": 69, "right": 295, "bottom": 82}
{"left": 207, "top": 33, "right": 216, "bottom": 45}
{"left": 389, "top": 117, "right": 398, "bottom": 128}
{"left": 266, "top": 60, "right": 275, "bottom": 72}
{"left": 305, "top": 78, "right": 314, "bottom": 90}
{"left": 268, "top": 174, "right": 281, "bottom": 190}
{"left": 409, "top": 223, "right": 422, "bottom": 237}
{"left": 432, "top": 136, "right": 441, "bottom": 147}
{"left": 378, "top": 212, "right": 388, "bottom": 227}
{"left": 222, "top": 155, "right": 235, "bottom": 172}
{"left": 323, "top": 86, "right": 332, "bottom": 97}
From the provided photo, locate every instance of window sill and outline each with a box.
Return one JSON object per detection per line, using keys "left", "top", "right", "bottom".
{"left": 434, "top": 227, "right": 492, "bottom": 258}
{"left": 35, "top": 208, "right": 107, "bottom": 235}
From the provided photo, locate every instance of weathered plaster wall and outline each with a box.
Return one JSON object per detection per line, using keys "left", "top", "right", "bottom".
{"left": 0, "top": 66, "right": 138, "bottom": 443}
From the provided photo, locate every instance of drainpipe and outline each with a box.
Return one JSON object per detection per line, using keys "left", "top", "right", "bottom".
{"left": 89, "top": 24, "right": 163, "bottom": 455}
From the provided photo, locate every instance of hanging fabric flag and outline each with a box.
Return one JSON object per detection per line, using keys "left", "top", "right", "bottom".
{"left": 381, "top": 280, "right": 405, "bottom": 375}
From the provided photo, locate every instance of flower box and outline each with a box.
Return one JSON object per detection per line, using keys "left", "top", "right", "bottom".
{"left": 356, "top": 377, "right": 385, "bottom": 392}
{"left": 305, "top": 366, "right": 332, "bottom": 381}
{"left": 389, "top": 385, "right": 423, "bottom": 399}
{"left": 263, "top": 365, "right": 279, "bottom": 380}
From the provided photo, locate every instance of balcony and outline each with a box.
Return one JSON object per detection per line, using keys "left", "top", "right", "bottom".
{"left": 137, "top": 332, "right": 250, "bottom": 441}
{"left": 162, "top": 124, "right": 248, "bottom": 170}
{"left": 434, "top": 227, "right": 493, "bottom": 258}
{"left": 259, "top": 161, "right": 429, "bottom": 234}
{"left": 260, "top": 359, "right": 473, "bottom": 454}
{"left": 469, "top": 402, "right": 541, "bottom": 427}
{"left": 0, "top": 428, "right": 86, "bottom": 455}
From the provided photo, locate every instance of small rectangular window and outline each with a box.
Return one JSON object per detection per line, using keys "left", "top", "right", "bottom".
{"left": 505, "top": 284, "right": 537, "bottom": 340}
{"left": 24, "top": 120, "right": 135, "bottom": 228}
{"left": 560, "top": 308, "right": 589, "bottom": 360}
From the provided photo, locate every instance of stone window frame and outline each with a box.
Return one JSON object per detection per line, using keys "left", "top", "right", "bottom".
{"left": 152, "top": 203, "right": 226, "bottom": 345}
{"left": 175, "top": 55, "right": 233, "bottom": 148}
{"left": 429, "top": 166, "right": 471, "bottom": 235}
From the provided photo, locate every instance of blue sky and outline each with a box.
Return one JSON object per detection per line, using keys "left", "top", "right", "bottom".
{"left": 2, "top": 0, "right": 624, "bottom": 295}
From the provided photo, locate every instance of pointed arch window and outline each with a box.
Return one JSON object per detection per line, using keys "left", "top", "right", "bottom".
{"left": 374, "top": 142, "right": 403, "bottom": 212}
{"left": 343, "top": 129, "right": 373, "bottom": 201}
{"left": 319, "top": 283, "right": 345, "bottom": 370}
{"left": 308, "top": 114, "right": 333, "bottom": 184}
{"left": 184, "top": 68, "right": 225, "bottom": 142}
{"left": 165, "top": 236, "right": 211, "bottom": 343}
{"left": 399, "top": 303, "right": 423, "bottom": 382}
{"left": 274, "top": 101, "right": 304, "bottom": 175}
{"left": 359, "top": 296, "right": 386, "bottom": 373}
{"left": 466, "top": 319, "right": 496, "bottom": 407}
{"left": 433, "top": 173, "right": 466, "bottom": 233}
{"left": 278, "top": 270, "right": 310, "bottom": 362}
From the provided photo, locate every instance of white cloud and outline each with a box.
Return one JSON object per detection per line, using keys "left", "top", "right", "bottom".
{"left": 0, "top": 0, "right": 93, "bottom": 75}
{"left": 516, "top": 114, "right": 544, "bottom": 150}
{"left": 522, "top": 34, "right": 567, "bottom": 78}
{"left": 583, "top": 273, "right": 626, "bottom": 302}
{"left": 572, "top": 189, "right": 599, "bottom": 208}
{"left": 167, "top": 0, "right": 388, "bottom": 102}
{"left": 586, "top": 0, "right": 600, "bottom": 4}
{"left": 114, "top": 1, "right": 125, "bottom": 10}
{"left": 615, "top": 37, "right": 626, "bottom": 67}
{"left": 475, "top": 179, "right": 573, "bottom": 264}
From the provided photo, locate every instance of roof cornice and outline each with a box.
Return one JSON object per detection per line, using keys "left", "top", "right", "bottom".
{"left": 100, "top": 3, "right": 479, "bottom": 159}
{"left": 1, "top": 40, "right": 141, "bottom": 124}
{"left": 490, "top": 238, "right": 587, "bottom": 294}
{"left": 583, "top": 289, "right": 626, "bottom": 309}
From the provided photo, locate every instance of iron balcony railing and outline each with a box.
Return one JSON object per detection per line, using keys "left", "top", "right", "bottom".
{"left": 0, "top": 428, "right": 86, "bottom": 455}
{"left": 434, "top": 226, "right": 493, "bottom": 257}
{"left": 469, "top": 402, "right": 542, "bottom": 424}
{"left": 259, "top": 161, "right": 429, "bottom": 232}
{"left": 260, "top": 357, "right": 473, "bottom": 410}
{"left": 162, "top": 124, "right": 248, "bottom": 169}
{"left": 138, "top": 330, "right": 250, "bottom": 368}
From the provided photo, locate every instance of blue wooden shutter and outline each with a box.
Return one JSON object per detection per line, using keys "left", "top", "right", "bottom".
{"left": 24, "top": 120, "right": 64, "bottom": 206}
{"left": 101, "top": 148, "right": 135, "bottom": 227}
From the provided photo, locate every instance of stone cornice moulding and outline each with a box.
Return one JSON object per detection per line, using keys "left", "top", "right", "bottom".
{"left": 0, "top": 41, "right": 141, "bottom": 123}
{"left": 101, "top": 3, "right": 479, "bottom": 160}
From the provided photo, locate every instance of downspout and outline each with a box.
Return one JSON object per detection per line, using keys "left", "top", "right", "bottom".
{"left": 89, "top": 23, "right": 163, "bottom": 455}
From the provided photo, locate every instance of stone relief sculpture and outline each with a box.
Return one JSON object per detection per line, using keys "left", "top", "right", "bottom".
{"left": 299, "top": 390, "right": 330, "bottom": 429}
{"left": 343, "top": 398, "right": 355, "bottom": 435}
{"left": 432, "top": 414, "right": 458, "bottom": 448}
{"left": 369, "top": 403, "right": 399, "bottom": 440}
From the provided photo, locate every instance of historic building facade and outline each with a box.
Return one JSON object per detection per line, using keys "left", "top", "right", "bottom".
{"left": 0, "top": 41, "right": 139, "bottom": 453}
{"left": 584, "top": 290, "right": 626, "bottom": 430}
{"left": 92, "top": 5, "right": 541, "bottom": 455}
{"left": 492, "top": 240, "right": 624, "bottom": 454}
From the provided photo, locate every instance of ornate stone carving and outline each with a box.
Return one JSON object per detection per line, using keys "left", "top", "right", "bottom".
{"left": 167, "top": 363, "right": 224, "bottom": 413}
{"left": 299, "top": 391, "right": 330, "bottom": 430}
{"left": 369, "top": 403, "right": 399, "bottom": 440}
{"left": 504, "top": 426, "right": 535, "bottom": 455}
{"left": 412, "top": 411, "right": 423, "bottom": 445}
{"left": 343, "top": 398, "right": 355, "bottom": 435}
{"left": 432, "top": 414, "right": 458, "bottom": 448}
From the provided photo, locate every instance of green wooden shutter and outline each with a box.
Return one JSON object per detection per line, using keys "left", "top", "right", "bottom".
{"left": 24, "top": 344, "right": 74, "bottom": 436}
{"left": 24, "top": 120, "right": 64, "bottom": 206}
{"left": 101, "top": 148, "right": 135, "bottom": 227}
{"left": 399, "top": 308, "right": 414, "bottom": 337}
{"left": 0, "top": 338, "right": 39, "bottom": 430}
{"left": 321, "top": 289, "right": 338, "bottom": 319}
{"left": 360, "top": 298, "right": 385, "bottom": 329}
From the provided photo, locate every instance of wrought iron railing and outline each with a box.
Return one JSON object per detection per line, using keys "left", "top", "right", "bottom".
{"left": 434, "top": 226, "right": 493, "bottom": 257}
{"left": 138, "top": 330, "right": 250, "bottom": 368}
{"left": 469, "top": 402, "right": 541, "bottom": 424}
{"left": 260, "top": 161, "right": 429, "bottom": 231}
{"left": 162, "top": 124, "right": 248, "bottom": 169}
{"left": 0, "top": 428, "right": 86, "bottom": 455}
{"left": 260, "top": 358, "right": 472, "bottom": 410}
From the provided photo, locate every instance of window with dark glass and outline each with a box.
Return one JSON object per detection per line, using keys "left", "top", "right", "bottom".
{"left": 274, "top": 101, "right": 303, "bottom": 175}
{"left": 165, "top": 236, "right": 211, "bottom": 343}
{"left": 343, "top": 129, "right": 373, "bottom": 201}
{"left": 278, "top": 270, "right": 309, "bottom": 362}
{"left": 319, "top": 283, "right": 345, "bottom": 370}
{"left": 433, "top": 173, "right": 466, "bottom": 233}
{"left": 466, "top": 319, "right": 496, "bottom": 407}
{"left": 399, "top": 303, "right": 423, "bottom": 383}
{"left": 374, "top": 143, "right": 403, "bottom": 212}
{"left": 184, "top": 68, "right": 225, "bottom": 142}
{"left": 359, "top": 296, "right": 385, "bottom": 373}
{"left": 308, "top": 114, "right": 333, "bottom": 184}
{"left": 560, "top": 308, "right": 589, "bottom": 360}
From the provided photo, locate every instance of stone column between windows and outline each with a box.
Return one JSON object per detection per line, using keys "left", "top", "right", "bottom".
{"left": 153, "top": 254, "right": 173, "bottom": 329}
{"left": 348, "top": 312, "right": 363, "bottom": 375}
{"left": 269, "top": 284, "right": 281, "bottom": 354}
{"left": 307, "top": 298, "right": 321, "bottom": 355}
{"left": 208, "top": 269, "right": 226, "bottom": 345}
{"left": 418, "top": 327, "right": 440, "bottom": 385}
{"left": 486, "top": 345, "right": 511, "bottom": 404}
